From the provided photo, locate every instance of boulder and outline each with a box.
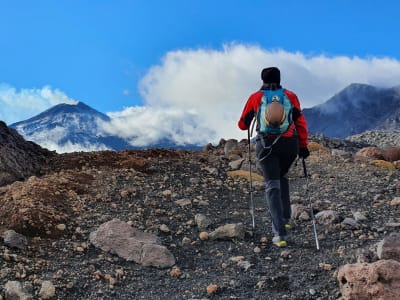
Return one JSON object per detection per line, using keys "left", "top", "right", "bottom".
{"left": 4, "top": 281, "right": 32, "bottom": 300}
{"left": 2, "top": 230, "right": 28, "bottom": 250}
{"left": 354, "top": 147, "right": 385, "bottom": 161}
{"left": 377, "top": 233, "right": 400, "bottom": 261}
{"left": 89, "top": 219, "right": 175, "bottom": 268}
{"left": 0, "top": 121, "right": 53, "bottom": 186}
{"left": 338, "top": 259, "right": 400, "bottom": 300}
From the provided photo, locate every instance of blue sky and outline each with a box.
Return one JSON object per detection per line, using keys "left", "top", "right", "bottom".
{"left": 1, "top": 0, "right": 400, "bottom": 150}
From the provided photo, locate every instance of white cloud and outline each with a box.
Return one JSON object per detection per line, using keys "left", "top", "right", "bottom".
{"left": 0, "top": 84, "right": 77, "bottom": 125}
{"left": 101, "top": 106, "right": 215, "bottom": 147}
{"left": 135, "top": 44, "right": 400, "bottom": 143}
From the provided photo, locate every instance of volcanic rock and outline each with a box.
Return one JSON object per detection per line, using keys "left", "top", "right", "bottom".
{"left": 0, "top": 121, "right": 53, "bottom": 186}
{"left": 338, "top": 259, "right": 400, "bottom": 300}
{"left": 89, "top": 219, "right": 175, "bottom": 268}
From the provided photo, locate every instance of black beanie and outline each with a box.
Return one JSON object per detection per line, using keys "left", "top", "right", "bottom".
{"left": 261, "top": 67, "right": 281, "bottom": 84}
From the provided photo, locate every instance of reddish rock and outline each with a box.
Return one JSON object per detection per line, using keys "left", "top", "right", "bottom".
{"left": 354, "top": 147, "right": 385, "bottom": 161}
{"left": 338, "top": 259, "right": 400, "bottom": 300}
{"left": 383, "top": 147, "right": 400, "bottom": 162}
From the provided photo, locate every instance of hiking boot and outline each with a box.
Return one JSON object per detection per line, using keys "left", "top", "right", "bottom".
{"left": 272, "top": 236, "right": 287, "bottom": 247}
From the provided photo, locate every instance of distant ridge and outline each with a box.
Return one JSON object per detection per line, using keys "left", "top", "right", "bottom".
{"left": 303, "top": 83, "right": 400, "bottom": 138}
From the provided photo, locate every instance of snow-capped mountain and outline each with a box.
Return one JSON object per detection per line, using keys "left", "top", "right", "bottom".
{"left": 10, "top": 102, "right": 132, "bottom": 153}
{"left": 302, "top": 83, "right": 400, "bottom": 138}
{"left": 10, "top": 102, "right": 205, "bottom": 153}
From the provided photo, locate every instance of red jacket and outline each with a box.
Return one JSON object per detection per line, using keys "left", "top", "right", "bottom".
{"left": 238, "top": 88, "right": 308, "bottom": 148}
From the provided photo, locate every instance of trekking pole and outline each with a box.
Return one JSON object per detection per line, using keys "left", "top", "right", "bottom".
{"left": 302, "top": 158, "right": 320, "bottom": 250}
{"left": 247, "top": 128, "right": 255, "bottom": 230}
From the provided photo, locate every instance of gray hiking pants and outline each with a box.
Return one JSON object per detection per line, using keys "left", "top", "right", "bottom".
{"left": 265, "top": 177, "right": 291, "bottom": 237}
{"left": 256, "top": 136, "right": 298, "bottom": 237}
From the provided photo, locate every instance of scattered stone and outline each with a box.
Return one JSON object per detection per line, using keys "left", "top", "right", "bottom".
{"left": 280, "top": 250, "right": 291, "bottom": 259}
{"left": 2, "top": 230, "right": 28, "bottom": 250}
{"left": 224, "top": 139, "right": 239, "bottom": 157}
{"left": 169, "top": 267, "right": 182, "bottom": 277}
{"left": 376, "top": 233, "right": 400, "bottom": 260}
{"left": 230, "top": 256, "right": 245, "bottom": 263}
{"left": 175, "top": 199, "right": 192, "bottom": 207}
{"left": 390, "top": 197, "right": 400, "bottom": 207}
{"left": 206, "top": 284, "right": 218, "bottom": 295}
{"left": 315, "top": 210, "right": 339, "bottom": 225}
{"left": 352, "top": 211, "right": 368, "bottom": 222}
{"left": 229, "top": 158, "right": 244, "bottom": 170}
{"left": 256, "top": 281, "right": 265, "bottom": 289}
{"left": 199, "top": 232, "right": 209, "bottom": 241}
{"left": 291, "top": 204, "right": 309, "bottom": 220}
{"left": 56, "top": 224, "right": 67, "bottom": 231}
{"left": 194, "top": 214, "right": 212, "bottom": 229}
{"left": 181, "top": 237, "right": 191, "bottom": 246}
{"left": 319, "top": 263, "right": 334, "bottom": 271}
{"left": 162, "top": 189, "right": 173, "bottom": 197}
{"left": 208, "top": 223, "right": 245, "bottom": 240}
{"left": 341, "top": 218, "right": 360, "bottom": 229}
{"left": 4, "top": 281, "right": 32, "bottom": 300}
{"left": 237, "top": 260, "right": 252, "bottom": 271}
{"left": 159, "top": 224, "right": 170, "bottom": 233}
{"left": 39, "top": 280, "right": 56, "bottom": 299}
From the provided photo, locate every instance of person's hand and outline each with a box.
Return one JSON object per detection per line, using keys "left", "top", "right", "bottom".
{"left": 298, "top": 147, "right": 310, "bottom": 159}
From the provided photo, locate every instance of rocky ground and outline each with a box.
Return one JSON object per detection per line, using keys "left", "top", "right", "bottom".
{"left": 0, "top": 128, "right": 399, "bottom": 299}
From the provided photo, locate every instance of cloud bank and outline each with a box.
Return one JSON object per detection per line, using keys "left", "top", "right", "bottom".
{"left": 101, "top": 107, "right": 215, "bottom": 147}
{"left": 131, "top": 44, "right": 400, "bottom": 144}
{"left": 0, "top": 84, "right": 77, "bottom": 125}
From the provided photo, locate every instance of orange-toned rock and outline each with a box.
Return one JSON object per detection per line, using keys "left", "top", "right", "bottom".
{"left": 354, "top": 147, "right": 385, "bottom": 161}
{"left": 370, "top": 160, "right": 395, "bottom": 170}
{"left": 169, "top": 267, "right": 182, "bottom": 277}
{"left": 199, "top": 232, "right": 209, "bottom": 240}
{"left": 206, "top": 284, "right": 218, "bottom": 295}
{"left": 308, "top": 141, "right": 326, "bottom": 152}
{"left": 227, "top": 170, "right": 264, "bottom": 182}
{"left": 337, "top": 259, "right": 400, "bottom": 300}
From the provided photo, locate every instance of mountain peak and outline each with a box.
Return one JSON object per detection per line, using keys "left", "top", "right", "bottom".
{"left": 303, "top": 84, "right": 400, "bottom": 138}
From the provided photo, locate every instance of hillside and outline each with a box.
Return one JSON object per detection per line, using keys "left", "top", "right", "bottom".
{"left": 0, "top": 128, "right": 399, "bottom": 299}
{"left": 303, "top": 84, "right": 400, "bottom": 138}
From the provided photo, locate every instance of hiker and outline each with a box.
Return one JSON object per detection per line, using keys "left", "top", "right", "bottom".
{"left": 237, "top": 67, "right": 309, "bottom": 247}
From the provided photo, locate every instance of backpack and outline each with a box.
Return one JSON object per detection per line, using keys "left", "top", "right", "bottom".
{"left": 257, "top": 88, "right": 293, "bottom": 135}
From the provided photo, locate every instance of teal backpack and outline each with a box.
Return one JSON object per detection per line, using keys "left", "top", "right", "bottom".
{"left": 257, "top": 88, "right": 293, "bottom": 135}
